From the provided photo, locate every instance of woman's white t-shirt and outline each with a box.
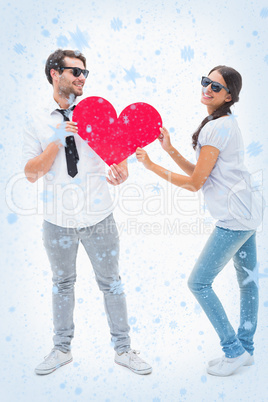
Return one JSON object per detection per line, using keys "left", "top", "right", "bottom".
{"left": 196, "top": 115, "right": 264, "bottom": 230}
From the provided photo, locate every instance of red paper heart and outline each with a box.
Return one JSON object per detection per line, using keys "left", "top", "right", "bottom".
{"left": 72, "top": 97, "right": 162, "bottom": 165}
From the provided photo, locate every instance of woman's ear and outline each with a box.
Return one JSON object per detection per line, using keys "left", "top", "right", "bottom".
{"left": 225, "top": 94, "right": 232, "bottom": 103}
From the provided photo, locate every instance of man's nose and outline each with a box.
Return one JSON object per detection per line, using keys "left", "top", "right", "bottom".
{"left": 77, "top": 73, "right": 86, "bottom": 81}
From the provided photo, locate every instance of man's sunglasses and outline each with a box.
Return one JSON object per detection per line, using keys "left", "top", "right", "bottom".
{"left": 201, "top": 76, "right": 230, "bottom": 93}
{"left": 60, "top": 67, "right": 89, "bottom": 79}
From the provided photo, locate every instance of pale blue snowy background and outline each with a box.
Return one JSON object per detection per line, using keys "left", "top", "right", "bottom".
{"left": 1, "top": 0, "right": 268, "bottom": 401}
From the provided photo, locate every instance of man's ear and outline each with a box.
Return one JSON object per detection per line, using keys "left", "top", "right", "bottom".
{"left": 50, "top": 69, "right": 59, "bottom": 83}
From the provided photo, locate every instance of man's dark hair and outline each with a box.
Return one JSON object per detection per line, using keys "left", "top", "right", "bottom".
{"left": 45, "top": 49, "right": 87, "bottom": 85}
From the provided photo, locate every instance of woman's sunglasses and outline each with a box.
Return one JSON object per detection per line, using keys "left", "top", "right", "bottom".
{"left": 60, "top": 67, "right": 89, "bottom": 79}
{"left": 201, "top": 76, "right": 230, "bottom": 93}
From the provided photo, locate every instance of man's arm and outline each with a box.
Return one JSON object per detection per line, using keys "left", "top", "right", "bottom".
{"left": 106, "top": 159, "right": 129, "bottom": 186}
{"left": 24, "top": 120, "right": 78, "bottom": 183}
{"left": 24, "top": 142, "right": 62, "bottom": 183}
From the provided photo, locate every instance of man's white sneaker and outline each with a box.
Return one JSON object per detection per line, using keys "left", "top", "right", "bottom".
{"left": 207, "top": 351, "right": 251, "bottom": 376}
{"left": 208, "top": 353, "right": 254, "bottom": 368}
{"left": 115, "top": 350, "right": 152, "bottom": 375}
{"left": 35, "top": 349, "right": 73, "bottom": 375}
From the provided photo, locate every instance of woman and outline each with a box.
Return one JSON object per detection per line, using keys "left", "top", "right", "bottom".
{"left": 136, "top": 66, "right": 264, "bottom": 376}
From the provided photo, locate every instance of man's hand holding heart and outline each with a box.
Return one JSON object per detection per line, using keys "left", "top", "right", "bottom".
{"left": 107, "top": 160, "right": 128, "bottom": 186}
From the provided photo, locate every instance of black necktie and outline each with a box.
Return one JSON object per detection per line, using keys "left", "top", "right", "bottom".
{"left": 56, "top": 107, "right": 79, "bottom": 178}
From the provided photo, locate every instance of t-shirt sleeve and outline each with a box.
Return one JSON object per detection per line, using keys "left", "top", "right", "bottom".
{"left": 198, "top": 119, "right": 231, "bottom": 151}
{"left": 21, "top": 121, "right": 42, "bottom": 169}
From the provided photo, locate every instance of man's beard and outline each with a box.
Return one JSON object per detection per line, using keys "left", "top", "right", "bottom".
{"left": 58, "top": 85, "right": 77, "bottom": 106}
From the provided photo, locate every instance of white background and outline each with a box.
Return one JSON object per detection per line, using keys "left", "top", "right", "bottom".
{"left": 1, "top": 0, "right": 268, "bottom": 401}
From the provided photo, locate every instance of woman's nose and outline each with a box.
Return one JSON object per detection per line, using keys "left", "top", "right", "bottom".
{"left": 202, "top": 85, "right": 212, "bottom": 94}
{"left": 206, "top": 83, "right": 213, "bottom": 91}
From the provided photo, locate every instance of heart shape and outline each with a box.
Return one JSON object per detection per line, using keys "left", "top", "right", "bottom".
{"left": 72, "top": 97, "right": 162, "bottom": 165}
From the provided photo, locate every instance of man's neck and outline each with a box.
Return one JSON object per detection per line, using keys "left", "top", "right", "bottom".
{"left": 53, "top": 92, "right": 76, "bottom": 110}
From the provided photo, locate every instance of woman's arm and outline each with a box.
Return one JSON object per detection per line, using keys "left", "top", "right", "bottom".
{"left": 159, "top": 127, "right": 195, "bottom": 176}
{"left": 136, "top": 145, "right": 219, "bottom": 192}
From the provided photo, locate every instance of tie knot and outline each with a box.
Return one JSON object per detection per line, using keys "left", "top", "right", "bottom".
{"left": 56, "top": 105, "right": 76, "bottom": 121}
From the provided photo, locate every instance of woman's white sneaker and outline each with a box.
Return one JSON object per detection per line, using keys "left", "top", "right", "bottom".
{"left": 208, "top": 352, "right": 254, "bottom": 368}
{"left": 115, "top": 350, "right": 152, "bottom": 375}
{"left": 207, "top": 351, "right": 251, "bottom": 376}
{"left": 35, "top": 349, "right": 73, "bottom": 375}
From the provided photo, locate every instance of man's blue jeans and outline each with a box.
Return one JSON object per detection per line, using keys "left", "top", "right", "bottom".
{"left": 188, "top": 226, "right": 258, "bottom": 358}
{"left": 42, "top": 213, "right": 131, "bottom": 354}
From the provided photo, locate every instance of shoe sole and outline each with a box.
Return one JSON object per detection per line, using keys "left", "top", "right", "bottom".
{"left": 114, "top": 360, "right": 152, "bottom": 375}
{"left": 207, "top": 366, "right": 243, "bottom": 377}
{"left": 207, "top": 353, "right": 250, "bottom": 376}
{"left": 35, "top": 357, "right": 73, "bottom": 375}
{"left": 208, "top": 355, "right": 254, "bottom": 368}
{"left": 207, "top": 370, "right": 234, "bottom": 377}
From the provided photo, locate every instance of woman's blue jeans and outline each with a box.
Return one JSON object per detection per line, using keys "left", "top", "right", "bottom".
{"left": 188, "top": 226, "right": 258, "bottom": 358}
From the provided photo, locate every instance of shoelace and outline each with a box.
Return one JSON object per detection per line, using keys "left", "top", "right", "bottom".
{"left": 218, "top": 355, "right": 235, "bottom": 367}
{"left": 127, "top": 350, "right": 145, "bottom": 363}
{"left": 44, "top": 350, "right": 58, "bottom": 363}
{"left": 218, "top": 357, "right": 227, "bottom": 368}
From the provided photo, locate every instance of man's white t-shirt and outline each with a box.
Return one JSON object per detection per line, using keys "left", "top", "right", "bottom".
{"left": 196, "top": 115, "right": 264, "bottom": 230}
{"left": 22, "top": 99, "right": 114, "bottom": 228}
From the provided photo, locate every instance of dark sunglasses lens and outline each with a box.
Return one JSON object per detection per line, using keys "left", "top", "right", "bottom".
{"left": 211, "top": 84, "right": 222, "bottom": 92}
{"left": 83, "top": 70, "right": 89, "bottom": 78}
{"left": 72, "top": 68, "right": 81, "bottom": 77}
{"left": 72, "top": 68, "right": 89, "bottom": 78}
{"left": 201, "top": 77, "right": 210, "bottom": 87}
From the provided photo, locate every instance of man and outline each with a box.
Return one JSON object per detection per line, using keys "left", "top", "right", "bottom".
{"left": 23, "top": 49, "right": 151, "bottom": 375}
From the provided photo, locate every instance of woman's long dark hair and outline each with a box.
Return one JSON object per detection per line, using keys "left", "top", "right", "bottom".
{"left": 192, "top": 65, "right": 242, "bottom": 150}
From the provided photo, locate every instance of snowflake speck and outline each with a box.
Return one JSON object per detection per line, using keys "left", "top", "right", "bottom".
{"left": 239, "top": 251, "right": 247, "bottom": 259}
{"left": 123, "top": 115, "right": 129, "bottom": 125}
{"left": 58, "top": 236, "right": 72, "bottom": 249}
{"left": 110, "top": 279, "right": 124, "bottom": 295}
{"left": 243, "top": 321, "right": 253, "bottom": 330}
{"left": 110, "top": 17, "right": 123, "bottom": 31}
{"left": 169, "top": 321, "right": 178, "bottom": 329}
